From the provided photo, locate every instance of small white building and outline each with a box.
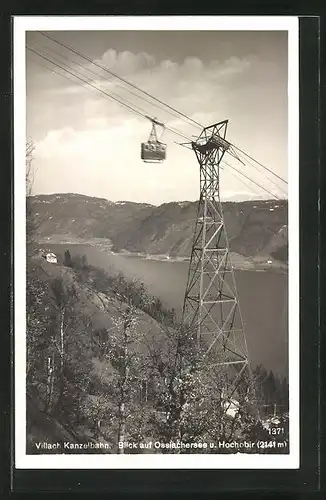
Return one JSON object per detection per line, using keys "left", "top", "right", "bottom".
{"left": 45, "top": 252, "right": 57, "bottom": 264}
{"left": 221, "top": 397, "right": 240, "bottom": 419}
{"left": 262, "top": 416, "right": 281, "bottom": 431}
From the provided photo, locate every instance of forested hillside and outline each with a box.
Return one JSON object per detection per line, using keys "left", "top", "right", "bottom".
{"left": 29, "top": 193, "right": 288, "bottom": 263}
{"left": 27, "top": 252, "right": 289, "bottom": 454}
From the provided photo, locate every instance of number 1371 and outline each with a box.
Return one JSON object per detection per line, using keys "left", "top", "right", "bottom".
{"left": 268, "top": 427, "right": 284, "bottom": 435}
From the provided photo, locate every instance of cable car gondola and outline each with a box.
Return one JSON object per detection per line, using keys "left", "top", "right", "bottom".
{"left": 141, "top": 116, "right": 167, "bottom": 163}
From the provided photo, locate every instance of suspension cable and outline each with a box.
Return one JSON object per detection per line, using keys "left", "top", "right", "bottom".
{"left": 29, "top": 46, "right": 154, "bottom": 119}
{"left": 38, "top": 32, "right": 289, "bottom": 189}
{"left": 28, "top": 47, "right": 147, "bottom": 120}
{"left": 27, "top": 47, "right": 190, "bottom": 142}
{"left": 222, "top": 160, "right": 282, "bottom": 200}
{"left": 28, "top": 46, "right": 285, "bottom": 198}
{"left": 231, "top": 144, "right": 288, "bottom": 185}
{"left": 229, "top": 147, "right": 288, "bottom": 197}
{"left": 223, "top": 168, "right": 261, "bottom": 200}
{"left": 34, "top": 40, "right": 186, "bottom": 125}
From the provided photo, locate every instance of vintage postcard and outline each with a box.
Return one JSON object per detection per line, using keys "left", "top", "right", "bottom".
{"left": 14, "top": 16, "right": 299, "bottom": 469}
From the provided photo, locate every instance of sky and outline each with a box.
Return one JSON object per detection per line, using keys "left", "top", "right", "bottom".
{"left": 26, "top": 30, "right": 289, "bottom": 205}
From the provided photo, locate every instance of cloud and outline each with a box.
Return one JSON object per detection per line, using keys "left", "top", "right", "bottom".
{"left": 32, "top": 117, "right": 200, "bottom": 204}
{"left": 28, "top": 45, "right": 287, "bottom": 204}
{"left": 36, "top": 48, "right": 251, "bottom": 111}
{"left": 29, "top": 48, "right": 252, "bottom": 146}
{"left": 97, "top": 49, "right": 155, "bottom": 75}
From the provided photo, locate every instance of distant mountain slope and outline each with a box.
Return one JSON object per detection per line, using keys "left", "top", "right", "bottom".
{"left": 31, "top": 193, "right": 154, "bottom": 240}
{"left": 30, "top": 193, "right": 288, "bottom": 262}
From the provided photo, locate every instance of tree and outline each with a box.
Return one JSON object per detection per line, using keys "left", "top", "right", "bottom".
{"left": 252, "top": 365, "right": 289, "bottom": 417}
{"left": 26, "top": 268, "right": 52, "bottom": 386}
{"left": 280, "top": 377, "right": 289, "bottom": 411}
{"left": 146, "top": 325, "right": 215, "bottom": 451}
{"left": 27, "top": 253, "right": 285, "bottom": 454}
{"left": 26, "top": 138, "right": 35, "bottom": 196}
{"left": 107, "top": 287, "right": 152, "bottom": 453}
{"left": 81, "top": 303, "right": 150, "bottom": 452}
{"left": 64, "top": 250, "right": 72, "bottom": 267}
{"left": 111, "top": 244, "right": 120, "bottom": 253}
{"left": 45, "top": 276, "right": 79, "bottom": 414}
{"left": 145, "top": 322, "right": 260, "bottom": 453}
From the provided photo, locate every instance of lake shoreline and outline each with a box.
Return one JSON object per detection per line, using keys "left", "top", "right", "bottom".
{"left": 35, "top": 237, "right": 289, "bottom": 377}
{"left": 37, "top": 236, "right": 288, "bottom": 274}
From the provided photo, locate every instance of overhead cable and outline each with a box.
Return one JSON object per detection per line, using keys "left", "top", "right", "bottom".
{"left": 38, "top": 31, "right": 289, "bottom": 188}
{"left": 39, "top": 32, "right": 203, "bottom": 130}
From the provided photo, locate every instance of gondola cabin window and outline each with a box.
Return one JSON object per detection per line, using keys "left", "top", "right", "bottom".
{"left": 141, "top": 141, "right": 166, "bottom": 162}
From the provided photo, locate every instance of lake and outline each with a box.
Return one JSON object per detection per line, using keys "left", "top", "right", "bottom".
{"left": 48, "top": 243, "right": 288, "bottom": 378}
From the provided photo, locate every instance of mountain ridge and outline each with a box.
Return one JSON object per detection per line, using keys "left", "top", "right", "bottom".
{"left": 29, "top": 193, "right": 288, "bottom": 263}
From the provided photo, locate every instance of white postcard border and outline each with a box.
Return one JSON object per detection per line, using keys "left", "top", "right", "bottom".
{"left": 14, "top": 15, "right": 299, "bottom": 469}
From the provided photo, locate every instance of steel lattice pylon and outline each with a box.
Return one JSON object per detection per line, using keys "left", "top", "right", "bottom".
{"left": 182, "top": 120, "right": 254, "bottom": 407}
